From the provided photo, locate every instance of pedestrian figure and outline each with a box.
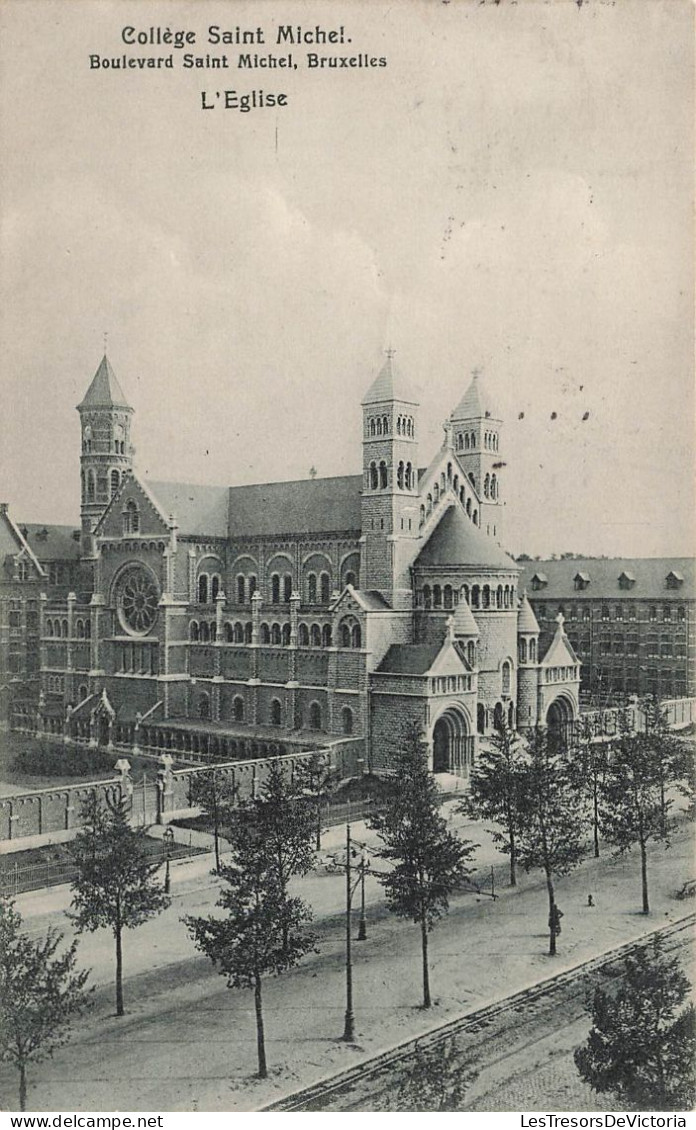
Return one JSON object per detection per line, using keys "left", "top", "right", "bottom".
{"left": 587, "top": 893, "right": 594, "bottom": 907}
{"left": 549, "top": 905, "right": 564, "bottom": 936}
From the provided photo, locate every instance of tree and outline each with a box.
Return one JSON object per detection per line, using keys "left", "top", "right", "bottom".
{"left": 0, "top": 898, "right": 91, "bottom": 1110}
{"left": 369, "top": 723, "right": 477, "bottom": 1008}
{"left": 461, "top": 720, "right": 525, "bottom": 886}
{"left": 575, "top": 937, "right": 696, "bottom": 1110}
{"left": 600, "top": 723, "right": 672, "bottom": 914}
{"left": 296, "top": 752, "right": 342, "bottom": 850}
{"left": 566, "top": 718, "right": 609, "bottom": 859}
{"left": 250, "top": 760, "right": 316, "bottom": 952}
{"left": 68, "top": 793, "right": 170, "bottom": 1016}
{"left": 395, "top": 1037, "right": 476, "bottom": 1111}
{"left": 185, "top": 797, "right": 316, "bottom": 1078}
{"left": 188, "top": 767, "right": 238, "bottom": 872}
{"left": 515, "top": 726, "right": 588, "bottom": 956}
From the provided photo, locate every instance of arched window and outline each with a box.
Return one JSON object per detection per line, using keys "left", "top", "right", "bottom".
{"left": 467, "top": 640, "right": 476, "bottom": 666}
{"left": 270, "top": 699, "right": 282, "bottom": 726}
{"left": 75, "top": 619, "right": 84, "bottom": 639}
{"left": 427, "top": 493, "right": 433, "bottom": 514}
{"left": 376, "top": 417, "right": 383, "bottom": 436}
{"left": 379, "top": 461, "right": 388, "bottom": 489}
{"left": 198, "top": 693, "right": 210, "bottom": 721}
{"left": 309, "top": 702, "right": 322, "bottom": 730}
{"left": 271, "top": 574, "right": 280, "bottom": 604}
{"left": 88, "top": 471, "right": 96, "bottom": 501}
{"left": 422, "top": 584, "right": 432, "bottom": 609}
{"left": 283, "top": 575, "right": 292, "bottom": 602}
{"left": 342, "top": 707, "right": 354, "bottom": 735}
{"left": 311, "top": 624, "right": 321, "bottom": 647}
{"left": 211, "top": 575, "right": 220, "bottom": 601}
{"left": 271, "top": 623, "right": 281, "bottom": 645}
{"left": 209, "top": 622, "right": 217, "bottom": 643}
{"left": 440, "top": 472, "right": 446, "bottom": 493}
{"left": 382, "top": 415, "right": 389, "bottom": 434}
{"left": 482, "top": 585, "right": 490, "bottom": 609}
{"left": 420, "top": 504, "right": 425, "bottom": 527}
{"left": 322, "top": 624, "right": 332, "bottom": 647}
{"left": 491, "top": 474, "right": 497, "bottom": 500}
{"left": 433, "top": 585, "right": 442, "bottom": 608}
{"left": 224, "top": 622, "right": 234, "bottom": 642}
{"left": 406, "top": 462, "right": 413, "bottom": 490}
{"left": 345, "top": 571, "right": 356, "bottom": 588}
{"left": 249, "top": 575, "right": 257, "bottom": 599}
{"left": 199, "top": 621, "right": 210, "bottom": 642}
{"left": 62, "top": 619, "right": 68, "bottom": 638}
{"left": 78, "top": 684, "right": 88, "bottom": 703}
{"left": 320, "top": 572, "right": 330, "bottom": 604}
{"left": 477, "top": 703, "right": 486, "bottom": 734}
{"left": 497, "top": 585, "right": 503, "bottom": 608}
{"left": 282, "top": 623, "right": 291, "bottom": 646}
{"left": 190, "top": 620, "right": 199, "bottom": 641}
{"left": 433, "top": 483, "right": 439, "bottom": 504}
{"left": 237, "top": 575, "right": 246, "bottom": 604}
{"left": 299, "top": 623, "right": 309, "bottom": 647}
{"left": 471, "top": 585, "right": 480, "bottom": 609}
{"left": 484, "top": 474, "right": 490, "bottom": 499}
{"left": 466, "top": 497, "right": 472, "bottom": 516}
{"left": 370, "top": 418, "right": 376, "bottom": 436}
{"left": 472, "top": 509, "right": 478, "bottom": 526}
{"left": 85, "top": 619, "right": 91, "bottom": 639}
{"left": 233, "top": 696, "right": 244, "bottom": 722}
{"left": 369, "top": 462, "right": 378, "bottom": 490}
{"left": 123, "top": 499, "right": 139, "bottom": 534}
{"left": 46, "top": 619, "right": 54, "bottom": 638}
{"left": 502, "top": 660, "right": 512, "bottom": 696}
{"left": 110, "top": 470, "right": 120, "bottom": 496}
{"left": 351, "top": 624, "right": 362, "bottom": 648}
{"left": 464, "top": 434, "right": 470, "bottom": 450}
{"left": 260, "top": 622, "right": 270, "bottom": 644}
{"left": 234, "top": 622, "right": 244, "bottom": 643}
{"left": 397, "top": 461, "right": 405, "bottom": 490}
{"left": 83, "top": 425, "right": 92, "bottom": 453}
{"left": 198, "top": 574, "right": 208, "bottom": 604}
{"left": 444, "top": 585, "right": 453, "bottom": 610}
{"left": 244, "top": 622, "right": 253, "bottom": 643}
{"left": 307, "top": 573, "right": 317, "bottom": 603}
{"left": 529, "top": 639, "right": 537, "bottom": 662}
{"left": 519, "top": 638, "right": 527, "bottom": 663}
{"left": 340, "top": 621, "right": 351, "bottom": 648}
{"left": 461, "top": 584, "right": 470, "bottom": 604}
{"left": 453, "top": 474, "right": 459, "bottom": 493}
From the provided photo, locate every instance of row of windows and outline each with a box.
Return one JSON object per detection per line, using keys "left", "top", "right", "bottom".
{"left": 194, "top": 692, "right": 346, "bottom": 732}
{"left": 366, "top": 460, "right": 415, "bottom": 491}
{"left": 535, "top": 602, "right": 688, "bottom": 622}
{"left": 483, "top": 473, "right": 498, "bottom": 500}
{"left": 545, "top": 665, "right": 579, "bottom": 683}
{"left": 117, "top": 642, "right": 159, "bottom": 675}
{"left": 365, "top": 414, "right": 414, "bottom": 438}
{"left": 46, "top": 674, "right": 65, "bottom": 693}
{"left": 189, "top": 618, "right": 362, "bottom": 649}
{"left": 518, "top": 638, "right": 538, "bottom": 663}
{"left": 82, "top": 424, "right": 127, "bottom": 454}
{"left": 83, "top": 469, "right": 123, "bottom": 502}
{"left": 207, "top": 570, "right": 359, "bottom": 607}
{"left": 419, "top": 582, "right": 516, "bottom": 611}
{"left": 44, "top": 617, "right": 91, "bottom": 639}
{"left": 197, "top": 573, "right": 222, "bottom": 604}
{"left": 431, "top": 673, "right": 474, "bottom": 694}
{"left": 420, "top": 465, "right": 480, "bottom": 529}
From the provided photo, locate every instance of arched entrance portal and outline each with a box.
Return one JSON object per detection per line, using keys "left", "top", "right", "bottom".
{"left": 432, "top": 708, "right": 472, "bottom": 776}
{"left": 546, "top": 695, "right": 575, "bottom": 749}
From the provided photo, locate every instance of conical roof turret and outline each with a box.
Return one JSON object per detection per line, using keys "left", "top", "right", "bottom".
{"left": 451, "top": 370, "right": 500, "bottom": 422}
{"left": 362, "top": 353, "right": 419, "bottom": 406}
{"left": 518, "top": 593, "right": 540, "bottom": 634}
{"left": 78, "top": 355, "right": 132, "bottom": 411}
{"left": 452, "top": 597, "right": 480, "bottom": 637}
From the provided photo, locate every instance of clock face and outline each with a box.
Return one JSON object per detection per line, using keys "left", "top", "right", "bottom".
{"left": 116, "top": 564, "right": 159, "bottom": 635}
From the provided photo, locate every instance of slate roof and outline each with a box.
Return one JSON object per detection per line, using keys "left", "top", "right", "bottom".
{"left": 227, "top": 475, "right": 363, "bottom": 538}
{"left": 416, "top": 506, "right": 518, "bottom": 571}
{"left": 518, "top": 557, "right": 696, "bottom": 600}
{"left": 356, "top": 589, "right": 392, "bottom": 612}
{"left": 21, "top": 523, "right": 82, "bottom": 561}
{"left": 517, "top": 593, "right": 540, "bottom": 634}
{"left": 147, "top": 481, "right": 231, "bottom": 538}
{"left": 362, "top": 355, "right": 420, "bottom": 405}
{"left": 541, "top": 619, "right": 580, "bottom": 668}
{"left": 78, "top": 355, "right": 132, "bottom": 410}
{"left": 452, "top": 599, "right": 480, "bottom": 636}
{"left": 451, "top": 372, "right": 500, "bottom": 422}
{"left": 376, "top": 644, "right": 443, "bottom": 675}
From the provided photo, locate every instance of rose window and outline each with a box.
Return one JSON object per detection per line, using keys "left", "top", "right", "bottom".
{"left": 116, "top": 566, "right": 159, "bottom": 635}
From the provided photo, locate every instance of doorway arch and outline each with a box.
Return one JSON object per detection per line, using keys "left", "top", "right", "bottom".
{"left": 432, "top": 707, "right": 472, "bottom": 775}
{"left": 546, "top": 694, "right": 576, "bottom": 749}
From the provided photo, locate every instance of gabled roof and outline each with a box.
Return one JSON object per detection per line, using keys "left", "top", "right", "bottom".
{"left": 22, "top": 523, "right": 81, "bottom": 562}
{"left": 78, "top": 355, "right": 132, "bottom": 410}
{"left": 518, "top": 593, "right": 540, "bottom": 634}
{"left": 376, "top": 638, "right": 470, "bottom": 677}
{"left": 0, "top": 506, "right": 46, "bottom": 574}
{"left": 541, "top": 617, "right": 580, "bottom": 668}
{"left": 518, "top": 557, "right": 696, "bottom": 600}
{"left": 415, "top": 505, "right": 518, "bottom": 571}
{"left": 227, "top": 475, "right": 363, "bottom": 539}
{"left": 362, "top": 355, "right": 420, "bottom": 406}
{"left": 451, "top": 372, "right": 501, "bottom": 422}
{"left": 147, "top": 481, "right": 231, "bottom": 538}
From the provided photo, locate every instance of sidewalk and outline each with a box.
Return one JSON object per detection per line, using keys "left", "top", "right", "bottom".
{"left": 5, "top": 812, "right": 694, "bottom": 1112}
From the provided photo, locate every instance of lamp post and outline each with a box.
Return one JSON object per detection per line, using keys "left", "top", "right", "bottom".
{"left": 163, "top": 825, "right": 174, "bottom": 894}
{"left": 357, "top": 847, "right": 368, "bottom": 942}
{"left": 342, "top": 825, "right": 371, "bottom": 1042}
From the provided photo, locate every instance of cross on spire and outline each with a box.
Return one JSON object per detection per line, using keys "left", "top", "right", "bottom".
{"left": 471, "top": 366, "right": 482, "bottom": 380}
{"left": 555, "top": 611, "right": 565, "bottom": 629}
{"left": 385, "top": 346, "right": 396, "bottom": 360}
{"left": 103, "top": 330, "right": 109, "bottom": 354}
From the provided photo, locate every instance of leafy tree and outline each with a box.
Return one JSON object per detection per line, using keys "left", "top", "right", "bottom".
{"left": 600, "top": 722, "right": 672, "bottom": 914}
{"left": 461, "top": 720, "right": 525, "bottom": 886}
{"left": 250, "top": 760, "right": 316, "bottom": 952}
{"left": 184, "top": 797, "right": 316, "bottom": 1078}
{"left": 575, "top": 937, "right": 696, "bottom": 1110}
{"left": 0, "top": 898, "right": 91, "bottom": 1110}
{"left": 640, "top": 695, "right": 682, "bottom": 836}
{"left": 673, "top": 735, "right": 696, "bottom": 822}
{"left": 296, "top": 752, "right": 342, "bottom": 850}
{"left": 515, "top": 726, "right": 588, "bottom": 956}
{"left": 395, "top": 1037, "right": 476, "bottom": 1111}
{"left": 370, "top": 723, "right": 477, "bottom": 1008}
{"left": 68, "top": 793, "right": 170, "bottom": 1016}
{"left": 188, "top": 767, "right": 238, "bottom": 872}
{"left": 567, "top": 718, "right": 609, "bottom": 859}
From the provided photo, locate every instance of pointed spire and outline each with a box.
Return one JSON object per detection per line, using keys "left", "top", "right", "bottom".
{"left": 452, "top": 597, "right": 480, "bottom": 638}
{"left": 362, "top": 350, "right": 419, "bottom": 405}
{"left": 78, "top": 355, "right": 132, "bottom": 410}
{"left": 451, "top": 367, "right": 500, "bottom": 422}
{"left": 518, "top": 592, "right": 540, "bottom": 635}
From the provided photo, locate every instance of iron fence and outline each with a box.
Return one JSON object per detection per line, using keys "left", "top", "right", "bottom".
{"left": 0, "top": 842, "right": 198, "bottom": 898}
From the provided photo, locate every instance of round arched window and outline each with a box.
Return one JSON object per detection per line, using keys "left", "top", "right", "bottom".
{"left": 115, "top": 565, "right": 160, "bottom": 635}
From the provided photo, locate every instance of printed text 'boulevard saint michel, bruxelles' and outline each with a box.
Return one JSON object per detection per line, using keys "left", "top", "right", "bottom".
{"left": 89, "top": 24, "right": 388, "bottom": 86}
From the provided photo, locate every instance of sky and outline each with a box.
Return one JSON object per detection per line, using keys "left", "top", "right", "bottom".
{"left": 0, "top": 0, "right": 693, "bottom": 559}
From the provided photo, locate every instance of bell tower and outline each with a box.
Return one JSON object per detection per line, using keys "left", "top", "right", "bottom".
{"left": 77, "top": 354, "right": 134, "bottom": 556}
{"left": 450, "top": 369, "right": 504, "bottom": 542}
{"left": 360, "top": 351, "right": 420, "bottom": 608}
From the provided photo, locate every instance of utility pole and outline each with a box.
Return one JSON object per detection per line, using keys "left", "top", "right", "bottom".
{"left": 342, "top": 822, "right": 355, "bottom": 1042}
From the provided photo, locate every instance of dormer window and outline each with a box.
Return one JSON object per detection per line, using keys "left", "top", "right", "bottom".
{"left": 531, "top": 572, "right": 548, "bottom": 591}
{"left": 574, "top": 572, "right": 590, "bottom": 591}
{"left": 666, "top": 570, "right": 684, "bottom": 589}
{"left": 618, "top": 571, "right": 635, "bottom": 590}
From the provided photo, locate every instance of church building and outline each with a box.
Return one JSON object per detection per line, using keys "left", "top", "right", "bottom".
{"left": 2, "top": 353, "right": 581, "bottom": 774}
